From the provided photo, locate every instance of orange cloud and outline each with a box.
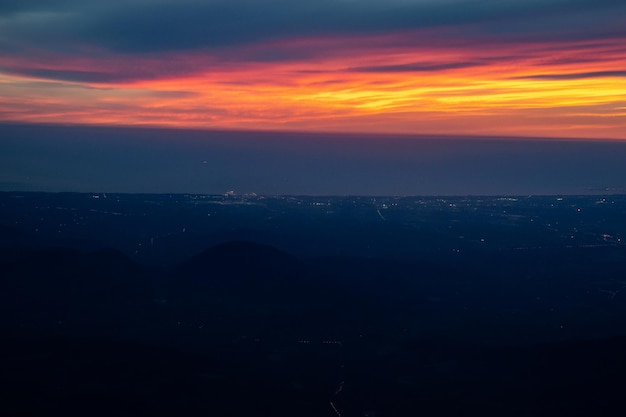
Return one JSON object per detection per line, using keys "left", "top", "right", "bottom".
{"left": 1, "top": 32, "right": 625, "bottom": 139}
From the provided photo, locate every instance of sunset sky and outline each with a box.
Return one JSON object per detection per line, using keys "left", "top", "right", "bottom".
{"left": 1, "top": 0, "right": 625, "bottom": 139}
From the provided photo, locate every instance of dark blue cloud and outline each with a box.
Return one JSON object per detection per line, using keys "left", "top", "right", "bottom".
{"left": 0, "top": 0, "right": 78, "bottom": 14}
{"left": 2, "top": 0, "right": 625, "bottom": 54}
{"left": 515, "top": 71, "right": 626, "bottom": 80}
{"left": 1, "top": 67, "right": 119, "bottom": 83}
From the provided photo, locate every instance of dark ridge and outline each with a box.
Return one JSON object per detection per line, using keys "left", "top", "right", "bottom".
{"left": 167, "top": 241, "right": 351, "bottom": 336}
{"left": 84, "top": 248, "right": 142, "bottom": 275}
{"left": 15, "top": 247, "right": 84, "bottom": 272}
{"left": 0, "top": 223, "right": 23, "bottom": 245}
{"left": 1, "top": 247, "right": 140, "bottom": 280}
{"left": 0, "top": 247, "right": 145, "bottom": 310}
{"left": 41, "top": 237, "right": 109, "bottom": 253}
{"left": 0, "top": 245, "right": 34, "bottom": 268}
{"left": 177, "top": 240, "right": 303, "bottom": 281}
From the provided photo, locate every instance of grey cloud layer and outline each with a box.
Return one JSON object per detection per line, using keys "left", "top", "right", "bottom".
{"left": 2, "top": 0, "right": 625, "bottom": 53}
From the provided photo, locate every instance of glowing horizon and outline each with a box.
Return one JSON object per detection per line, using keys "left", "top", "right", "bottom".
{"left": 1, "top": 1, "right": 625, "bottom": 139}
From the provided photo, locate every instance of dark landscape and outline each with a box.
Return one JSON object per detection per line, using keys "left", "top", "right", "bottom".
{"left": 2, "top": 191, "right": 626, "bottom": 416}
{"left": 2, "top": 0, "right": 626, "bottom": 414}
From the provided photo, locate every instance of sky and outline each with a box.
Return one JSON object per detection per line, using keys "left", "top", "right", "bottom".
{"left": 2, "top": 124, "right": 626, "bottom": 195}
{"left": 1, "top": 0, "right": 625, "bottom": 139}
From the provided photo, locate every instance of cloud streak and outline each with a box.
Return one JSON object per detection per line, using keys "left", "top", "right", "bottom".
{"left": 515, "top": 71, "right": 626, "bottom": 81}
{"left": 346, "top": 61, "right": 485, "bottom": 73}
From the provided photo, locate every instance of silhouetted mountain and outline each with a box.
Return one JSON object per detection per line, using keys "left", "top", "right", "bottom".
{"left": 0, "top": 247, "right": 149, "bottom": 336}
{"left": 1, "top": 247, "right": 141, "bottom": 286}
{"left": 178, "top": 240, "right": 303, "bottom": 281}
{"left": 0, "top": 245, "right": 32, "bottom": 268}
{"left": 0, "top": 223, "right": 22, "bottom": 246}
{"left": 171, "top": 240, "right": 312, "bottom": 309}
{"left": 164, "top": 242, "right": 351, "bottom": 339}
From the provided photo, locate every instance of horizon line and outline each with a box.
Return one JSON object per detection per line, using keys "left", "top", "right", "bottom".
{"left": 2, "top": 121, "right": 625, "bottom": 143}
{"left": 2, "top": 190, "right": 625, "bottom": 198}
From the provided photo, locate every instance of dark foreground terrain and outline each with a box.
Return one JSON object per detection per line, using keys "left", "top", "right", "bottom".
{"left": 2, "top": 192, "right": 626, "bottom": 416}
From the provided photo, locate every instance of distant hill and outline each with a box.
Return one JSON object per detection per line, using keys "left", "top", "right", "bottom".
{"left": 0, "top": 246, "right": 148, "bottom": 334}
{"left": 1, "top": 246, "right": 141, "bottom": 284}
{"left": 167, "top": 241, "right": 365, "bottom": 338}
{"left": 0, "top": 223, "right": 23, "bottom": 246}
{"left": 179, "top": 240, "right": 303, "bottom": 281}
